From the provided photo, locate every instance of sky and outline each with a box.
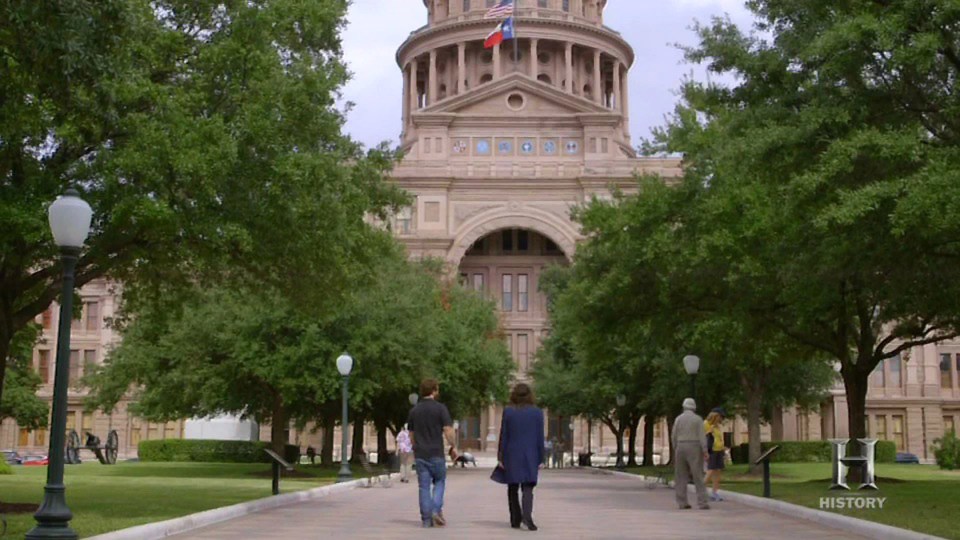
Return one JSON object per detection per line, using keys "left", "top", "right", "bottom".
{"left": 339, "top": 0, "right": 756, "bottom": 149}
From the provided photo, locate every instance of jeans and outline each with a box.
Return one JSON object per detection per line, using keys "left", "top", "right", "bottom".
{"left": 415, "top": 457, "right": 447, "bottom": 524}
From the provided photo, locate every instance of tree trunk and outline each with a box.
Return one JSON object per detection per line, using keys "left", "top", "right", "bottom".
{"left": 841, "top": 362, "right": 870, "bottom": 483}
{"left": 321, "top": 416, "right": 334, "bottom": 466}
{"left": 627, "top": 415, "right": 640, "bottom": 467}
{"left": 744, "top": 375, "right": 763, "bottom": 473}
{"left": 0, "top": 327, "right": 11, "bottom": 412}
{"left": 376, "top": 421, "right": 388, "bottom": 464}
{"left": 641, "top": 416, "right": 655, "bottom": 467}
{"left": 601, "top": 417, "right": 623, "bottom": 465}
{"left": 771, "top": 405, "right": 784, "bottom": 441}
{"left": 351, "top": 415, "right": 365, "bottom": 463}
{"left": 270, "top": 394, "right": 287, "bottom": 454}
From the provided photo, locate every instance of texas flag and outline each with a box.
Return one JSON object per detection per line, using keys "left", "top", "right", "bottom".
{"left": 483, "top": 17, "right": 515, "bottom": 49}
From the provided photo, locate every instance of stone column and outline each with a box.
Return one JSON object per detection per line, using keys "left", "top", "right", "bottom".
{"left": 494, "top": 43, "right": 502, "bottom": 79}
{"left": 429, "top": 49, "right": 438, "bottom": 106}
{"left": 593, "top": 49, "right": 602, "bottom": 104}
{"left": 402, "top": 65, "right": 410, "bottom": 130}
{"left": 612, "top": 59, "right": 621, "bottom": 111}
{"left": 458, "top": 42, "right": 467, "bottom": 94}
{"left": 564, "top": 42, "right": 573, "bottom": 93}
{"left": 621, "top": 63, "right": 630, "bottom": 137}
{"left": 529, "top": 38, "right": 539, "bottom": 78}
{"left": 410, "top": 58, "right": 419, "bottom": 111}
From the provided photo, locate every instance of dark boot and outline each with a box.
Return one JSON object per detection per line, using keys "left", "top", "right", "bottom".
{"left": 521, "top": 483, "right": 537, "bottom": 531}
{"left": 508, "top": 484, "right": 521, "bottom": 528}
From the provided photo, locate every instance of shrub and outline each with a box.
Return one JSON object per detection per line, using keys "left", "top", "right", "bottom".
{"left": 138, "top": 439, "right": 271, "bottom": 463}
{"left": 875, "top": 441, "right": 896, "bottom": 463}
{"left": 0, "top": 460, "right": 12, "bottom": 475}
{"left": 730, "top": 440, "right": 896, "bottom": 464}
{"left": 933, "top": 429, "right": 960, "bottom": 470}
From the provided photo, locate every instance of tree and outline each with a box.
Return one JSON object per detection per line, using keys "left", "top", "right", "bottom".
{"left": 0, "top": 325, "right": 48, "bottom": 429}
{"left": 0, "top": 0, "right": 405, "bottom": 407}
{"left": 649, "top": 0, "right": 960, "bottom": 454}
{"left": 86, "top": 285, "right": 345, "bottom": 452}
{"left": 86, "top": 255, "right": 514, "bottom": 457}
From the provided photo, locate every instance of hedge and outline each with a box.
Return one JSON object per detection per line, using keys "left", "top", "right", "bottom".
{"left": 0, "top": 459, "right": 12, "bottom": 475}
{"left": 731, "top": 440, "right": 897, "bottom": 464}
{"left": 138, "top": 439, "right": 300, "bottom": 464}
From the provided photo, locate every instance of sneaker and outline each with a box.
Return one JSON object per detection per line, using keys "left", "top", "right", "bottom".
{"left": 711, "top": 494, "right": 724, "bottom": 502}
{"left": 432, "top": 512, "right": 446, "bottom": 527}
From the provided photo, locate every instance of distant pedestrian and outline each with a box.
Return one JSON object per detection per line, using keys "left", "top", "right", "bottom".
{"left": 407, "top": 378, "right": 458, "bottom": 528}
{"left": 306, "top": 445, "right": 316, "bottom": 465}
{"left": 704, "top": 407, "right": 727, "bottom": 501}
{"left": 494, "top": 383, "right": 545, "bottom": 531}
{"left": 671, "top": 398, "right": 709, "bottom": 510}
{"left": 543, "top": 438, "right": 554, "bottom": 468}
{"left": 397, "top": 424, "right": 413, "bottom": 483}
{"left": 550, "top": 437, "right": 561, "bottom": 468}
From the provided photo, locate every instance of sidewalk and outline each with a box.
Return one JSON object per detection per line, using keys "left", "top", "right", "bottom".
{"left": 171, "top": 468, "right": 865, "bottom": 539}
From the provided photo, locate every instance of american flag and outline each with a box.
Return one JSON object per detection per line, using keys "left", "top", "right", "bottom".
{"left": 484, "top": 0, "right": 514, "bottom": 19}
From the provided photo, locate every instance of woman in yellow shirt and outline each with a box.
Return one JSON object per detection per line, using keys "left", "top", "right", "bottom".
{"left": 704, "top": 407, "right": 726, "bottom": 502}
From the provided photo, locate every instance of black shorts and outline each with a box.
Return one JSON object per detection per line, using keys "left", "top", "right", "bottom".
{"left": 707, "top": 451, "right": 725, "bottom": 470}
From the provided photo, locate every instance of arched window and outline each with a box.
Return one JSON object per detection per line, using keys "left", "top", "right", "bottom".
{"left": 480, "top": 73, "right": 493, "bottom": 84}
{"left": 537, "top": 73, "right": 552, "bottom": 85}
{"left": 583, "top": 84, "right": 592, "bottom": 98}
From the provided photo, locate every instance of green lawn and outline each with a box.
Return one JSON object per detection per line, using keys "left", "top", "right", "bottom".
{"left": 0, "top": 461, "right": 374, "bottom": 539}
{"left": 618, "top": 463, "right": 960, "bottom": 539}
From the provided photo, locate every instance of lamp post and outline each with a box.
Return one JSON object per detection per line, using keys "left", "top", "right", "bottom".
{"left": 27, "top": 189, "right": 92, "bottom": 540}
{"left": 408, "top": 393, "right": 419, "bottom": 407}
{"left": 683, "top": 355, "right": 700, "bottom": 402}
{"left": 336, "top": 353, "right": 353, "bottom": 483}
{"left": 615, "top": 394, "right": 626, "bottom": 470}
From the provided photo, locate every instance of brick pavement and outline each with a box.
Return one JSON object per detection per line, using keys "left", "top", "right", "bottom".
{"left": 172, "top": 467, "right": 865, "bottom": 539}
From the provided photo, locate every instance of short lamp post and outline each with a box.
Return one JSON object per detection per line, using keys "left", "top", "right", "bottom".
{"left": 615, "top": 394, "right": 626, "bottom": 470}
{"left": 336, "top": 353, "right": 353, "bottom": 483}
{"left": 683, "top": 355, "right": 700, "bottom": 402}
{"left": 27, "top": 189, "right": 93, "bottom": 540}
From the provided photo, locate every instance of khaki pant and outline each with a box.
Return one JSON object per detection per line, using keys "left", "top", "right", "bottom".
{"left": 674, "top": 442, "right": 708, "bottom": 508}
{"left": 400, "top": 451, "right": 413, "bottom": 481}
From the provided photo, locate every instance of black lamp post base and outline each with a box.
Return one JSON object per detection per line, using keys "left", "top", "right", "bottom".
{"left": 336, "top": 465, "right": 354, "bottom": 483}
{"left": 26, "top": 484, "right": 77, "bottom": 540}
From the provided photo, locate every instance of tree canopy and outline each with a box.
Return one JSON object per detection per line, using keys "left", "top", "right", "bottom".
{"left": 0, "top": 0, "right": 405, "bottom": 407}
{"left": 85, "top": 255, "right": 514, "bottom": 453}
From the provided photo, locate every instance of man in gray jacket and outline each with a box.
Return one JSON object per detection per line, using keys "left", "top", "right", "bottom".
{"left": 671, "top": 397, "right": 709, "bottom": 509}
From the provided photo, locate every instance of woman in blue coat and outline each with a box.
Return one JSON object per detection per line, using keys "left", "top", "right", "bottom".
{"left": 496, "top": 383, "right": 545, "bottom": 531}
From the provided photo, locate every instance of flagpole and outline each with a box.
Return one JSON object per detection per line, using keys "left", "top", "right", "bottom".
{"left": 513, "top": 12, "right": 518, "bottom": 65}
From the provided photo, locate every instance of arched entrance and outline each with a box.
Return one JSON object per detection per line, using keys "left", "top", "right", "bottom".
{"left": 453, "top": 226, "right": 571, "bottom": 450}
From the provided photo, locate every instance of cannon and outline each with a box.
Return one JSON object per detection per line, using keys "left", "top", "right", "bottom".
{"left": 65, "top": 429, "right": 119, "bottom": 465}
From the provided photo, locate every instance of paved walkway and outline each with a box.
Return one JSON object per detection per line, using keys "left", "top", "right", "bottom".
{"left": 173, "top": 468, "right": 864, "bottom": 539}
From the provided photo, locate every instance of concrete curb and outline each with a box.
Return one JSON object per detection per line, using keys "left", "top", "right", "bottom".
{"left": 86, "top": 473, "right": 398, "bottom": 540}
{"left": 599, "top": 468, "right": 944, "bottom": 540}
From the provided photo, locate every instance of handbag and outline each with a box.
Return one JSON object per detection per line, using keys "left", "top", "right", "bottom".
{"left": 490, "top": 464, "right": 508, "bottom": 484}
